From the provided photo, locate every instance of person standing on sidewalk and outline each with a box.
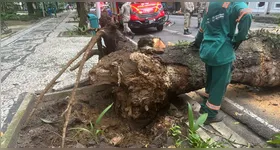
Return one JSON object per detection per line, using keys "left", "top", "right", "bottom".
{"left": 196, "top": 2, "right": 209, "bottom": 28}
{"left": 180, "top": 2, "right": 194, "bottom": 35}
{"left": 120, "top": 2, "right": 135, "bottom": 39}
{"left": 191, "top": 2, "right": 252, "bottom": 124}
{"left": 53, "top": 6, "right": 57, "bottom": 18}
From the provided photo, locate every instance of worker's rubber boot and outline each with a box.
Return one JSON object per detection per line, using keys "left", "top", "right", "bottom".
{"left": 184, "top": 29, "right": 192, "bottom": 35}
{"left": 199, "top": 109, "right": 225, "bottom": 125}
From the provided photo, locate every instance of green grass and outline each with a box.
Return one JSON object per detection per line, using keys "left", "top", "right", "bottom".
{"left": 69, "top": 103, "right": 113, "bottom": 142}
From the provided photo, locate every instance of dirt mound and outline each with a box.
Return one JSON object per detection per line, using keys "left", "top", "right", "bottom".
{"left": 17, "top": 89, "right": 189, "bottom": 148}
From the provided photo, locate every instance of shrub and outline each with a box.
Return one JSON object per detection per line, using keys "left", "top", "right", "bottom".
{"left": 0, "top": 12, "right": 41, "bottom": 21}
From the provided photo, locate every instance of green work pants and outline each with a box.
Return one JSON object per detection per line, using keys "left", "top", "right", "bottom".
{"left": 200, "top": 62, "right": 232, "bottom": 118}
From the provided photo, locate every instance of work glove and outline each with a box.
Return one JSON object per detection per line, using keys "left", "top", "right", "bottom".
{"left": 233, "top": 41, "right": 242, "bottom": 50}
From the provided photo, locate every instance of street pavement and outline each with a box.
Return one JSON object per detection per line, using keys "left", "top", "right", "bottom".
{"left": 131, "top": 15, "right": 198, "bottom": 44}
{"left": 131, "top": 15, "right": 278, "bottom": 44}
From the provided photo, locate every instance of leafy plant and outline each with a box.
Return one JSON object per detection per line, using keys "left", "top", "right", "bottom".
{"left": 187, "top": 102, "right": 208, "bottom": 133}
{"left": 69, "top": 103, "right": 113, "bottom": 142}
{"left": 267, "top": 133, "right": 280, "bottom": 145}
{"left": 64, "top": 25, "right": 92, "bottom": 36}
{"left": 169, "top": 103, "right": 225, "bottom": 148}
{"left": 74, "top": 25, "right": 88, "bottom": 34}
{"left": 170, "top": 124, "right": 184, "bottom": 148}
{"left": 186, "top": 103, "right": 225, "bottom": 148}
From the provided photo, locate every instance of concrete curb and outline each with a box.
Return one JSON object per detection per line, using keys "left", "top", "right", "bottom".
{"left": 1, "top": 93, "right": 36, "bottom": 148}
{"left": 221, "top": 97, "right": 280, "bottom": 140}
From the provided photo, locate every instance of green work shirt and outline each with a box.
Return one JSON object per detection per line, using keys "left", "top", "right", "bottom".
{"left": 196, "top": 2, "right": 252, "bottom": 66}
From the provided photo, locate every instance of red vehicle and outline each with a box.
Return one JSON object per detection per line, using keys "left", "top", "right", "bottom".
{"left": 116, "top": 2, "right": 166, "bottom": 31}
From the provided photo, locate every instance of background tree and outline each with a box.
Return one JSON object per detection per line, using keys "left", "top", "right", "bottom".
{"left": 76, "top": 2, "right": 87, "bottom": 28}
{"left": 1, "top": 2, "right": 17, "bottom": 14}
{"left": 27, "top": 2, "right": 34, "bottom": 15}
{"left": 55, "top": 2, "right": 59, "bottom": 9}
{"left": 76, "top": 2, "right": 81, "bottom": 17}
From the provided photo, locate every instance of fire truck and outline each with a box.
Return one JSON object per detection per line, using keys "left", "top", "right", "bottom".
{"left": 110, "top": 2, "right": 166, "bottom": 31}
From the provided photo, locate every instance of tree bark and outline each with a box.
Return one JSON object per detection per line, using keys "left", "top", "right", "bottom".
{"left": 27, "top": 2, "right": 34, "bottom": 15}
{"left": 77, "top": 2, "right": 87, "bottom": 28}
{"left": 1, "top": 2, "right": 7, "bottom": 13}
{"left": 55, "top": 2, "right": 59, "bottom": 9}
{"left": 42, "top": 2, "right": 46, "bottom": 17}
{"left": 87, "top": 27, "right": 280, "bottom": 127}
{"left": 76, "top": 2, "right": 81, "bottom": 17}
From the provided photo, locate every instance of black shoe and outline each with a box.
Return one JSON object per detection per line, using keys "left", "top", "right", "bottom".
{"left": 184, "top": 29, "right": 192, "bottom": 35}
{"left": 204, "top": 112, "right": 224, "bottom": 125}
{"left": 131, "top": 32, "right": 135, "bottom": 39}
{"left": 197, "top": 23, "right": 200, "bottom": 29}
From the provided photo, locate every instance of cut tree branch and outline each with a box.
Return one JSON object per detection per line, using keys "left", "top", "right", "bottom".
{"left": 70, "top": 49, "right": 99, "bottom": 71}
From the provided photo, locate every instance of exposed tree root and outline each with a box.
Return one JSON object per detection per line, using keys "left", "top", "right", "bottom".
{"left": 70, "top": 49, "right": 99, "bottom": 71}
{"left": 61, "top": 30, "right": 105, "bottom": 148}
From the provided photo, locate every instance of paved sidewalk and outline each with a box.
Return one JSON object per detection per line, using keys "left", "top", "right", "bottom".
{"left": 1, "top": 11, "right": 98, "bottom": 131}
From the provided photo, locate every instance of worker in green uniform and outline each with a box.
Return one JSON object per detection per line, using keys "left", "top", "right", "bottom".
{"left": 190, "top": 2, "right": 252, "bottom": 124}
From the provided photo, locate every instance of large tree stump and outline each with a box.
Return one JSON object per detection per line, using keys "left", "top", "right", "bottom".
{"left": 88, "top": 29, "right": 280, "bottom": 127}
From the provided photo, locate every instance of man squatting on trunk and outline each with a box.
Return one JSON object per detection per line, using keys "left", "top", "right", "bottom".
{"left": 191, "top": 2, "right": 252, "bottom": 124}
{"left": 120, "top": 2, "right": 135, "bottom": 39}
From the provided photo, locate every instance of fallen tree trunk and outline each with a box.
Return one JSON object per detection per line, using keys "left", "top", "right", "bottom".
{"left": 87, "top": 29, "right": 280, "bottom": 127}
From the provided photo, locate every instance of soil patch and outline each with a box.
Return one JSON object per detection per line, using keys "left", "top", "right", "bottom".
{"left": 16, "top": 87, "right": 190, "bottom": 148}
